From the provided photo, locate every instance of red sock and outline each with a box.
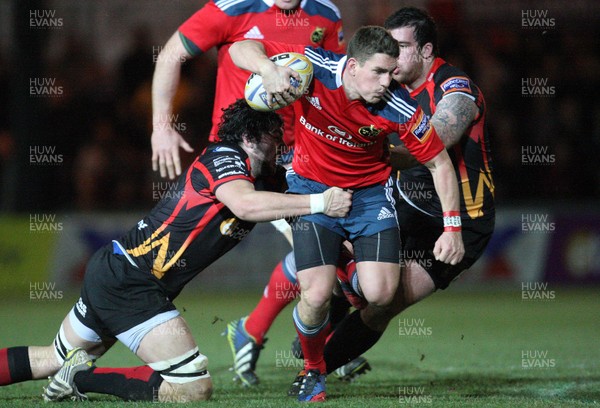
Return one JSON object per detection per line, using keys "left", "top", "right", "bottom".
{"left": 245, "top": 260, "right": 299, "bottom": 344}
{"left": 293, "top": 306, "right": 331, "bottom": 373}
{"left": 92, "top": 366, "right": 155, "bottom": 380}
{"left": 75, "top": 365, "right": 163, "bottom": 401}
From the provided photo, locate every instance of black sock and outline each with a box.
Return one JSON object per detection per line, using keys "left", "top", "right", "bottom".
{"left": 324, "top": 310, "right": 383, "bottom": 373}
{"left": 330, "top": 294, "right": 351, "bottom": 329}
{"left": 0, "top": 347, "right": 33, "bottom": 385}
{"left": 74, "top": 366, "right": 163, "bottom": 401}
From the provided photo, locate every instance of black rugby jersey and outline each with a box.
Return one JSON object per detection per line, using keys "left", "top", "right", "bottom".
{"left": 394, "top": 58, "right": 495, "bottom": 219}
{"left": 112, "top": 143, "right": 281, "bottom": 299}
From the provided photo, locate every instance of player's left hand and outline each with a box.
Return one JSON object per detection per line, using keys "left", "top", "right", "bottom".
{"left": 433, "top": 231, "right": 465, "bottom": 265}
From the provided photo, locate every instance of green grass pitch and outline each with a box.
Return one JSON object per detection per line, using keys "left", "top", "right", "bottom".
{"left": 1, "top": 288, "right": 598, "bottom": 407}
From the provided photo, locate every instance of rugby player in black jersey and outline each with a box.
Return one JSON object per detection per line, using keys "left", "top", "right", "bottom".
{"left": 0, "top": 99, "right": 352, "bottom": 403}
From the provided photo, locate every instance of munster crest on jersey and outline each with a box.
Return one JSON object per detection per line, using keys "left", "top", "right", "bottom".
{"left": 358, "top": 125, "right": 383, "bottom": 138}
{"left": 311, "top": 27, "right": 325, "bottom": 44}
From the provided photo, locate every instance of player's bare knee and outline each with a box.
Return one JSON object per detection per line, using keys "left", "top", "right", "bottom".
{"left": 185, "top": 377, "right": 213, "bottom": 401}
{"left": 159, "top": 377, "right": 213, "bottom": 402}
{"left": 366, "top": 287, "right": 396, "bottom": 307}
{"left": 301, "top": 289, "right": 331, "bottom": 312}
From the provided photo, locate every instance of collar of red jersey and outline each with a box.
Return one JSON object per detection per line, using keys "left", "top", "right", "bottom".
{"left": 264, "top": 0, "right": 309, "bottom": 8}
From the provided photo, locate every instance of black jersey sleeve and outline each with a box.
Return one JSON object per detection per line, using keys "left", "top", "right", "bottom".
{"left": 434, "top": 64, "right": 484, "bottom": 116}
{"left": 191, "top": 144, "right": 254, "bottom": 195}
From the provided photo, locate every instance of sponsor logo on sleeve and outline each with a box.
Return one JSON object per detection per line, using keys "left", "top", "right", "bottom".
{"left": 213, "top": 155, "right": 243, "bottom": 168}
{"left": 410, "top": 111, "right": 433, "bottom": 142}
{"left": 214, "top": 147, "right": 238, "bottom": 153}
{"left": 212, "top": 155, "right": 248, "bottom": 179}
{"left": 440, "top": 76, "right": 471, "bottom": 95}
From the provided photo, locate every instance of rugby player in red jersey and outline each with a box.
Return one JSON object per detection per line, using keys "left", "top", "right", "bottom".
{"left": 230, "top": 25, "right": 464, "bottom": 401}
{"left": 281, "top": 8, "right": 495, "bottom": 394}
{"left": 152, "top": 0, "right": 344, "bottom": 179}
{"left": 319, "top": 5, "right": 496, "bottom": 375}
{"left": 0, "top": 100, "right": 352, "bottom": 403}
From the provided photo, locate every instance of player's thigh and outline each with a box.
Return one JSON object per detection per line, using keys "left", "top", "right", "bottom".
{"left": 396, "top": 260, "right": 436, "bottom": 309}
{"left": 353, "top": 228, "right": 401, "bottom": 305}
{"left": 60, "top": 309, "right": 115, "bottom": 358}
{"left": 292, "top": 220, "right": 344, "bottom": 272}
{"left": 135, "top": 316, "right": 197, "bottom": 363}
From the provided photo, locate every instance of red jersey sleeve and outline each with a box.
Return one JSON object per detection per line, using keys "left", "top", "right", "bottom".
{"left": 399, "top": 107, "right": 445, "bottom": 164}
{"left": 178, "top": 1, "right": 231, "bottom": 55}
{"left": 322, "top": 20, "right": 345, "bottom": 53}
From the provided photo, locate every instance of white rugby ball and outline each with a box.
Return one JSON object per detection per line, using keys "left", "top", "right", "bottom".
{"left": 245, "top": 52, "right": 313, "bottom": 112}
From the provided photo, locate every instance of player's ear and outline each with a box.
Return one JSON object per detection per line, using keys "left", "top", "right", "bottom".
{"left": 241, "top": 134, "right": 258, "bottom": 151}
{"left": 346, "top": 57, "right": 358, "bottom": 77}
{"left": 420, "top": 42, "right": 434, "bottom": 60}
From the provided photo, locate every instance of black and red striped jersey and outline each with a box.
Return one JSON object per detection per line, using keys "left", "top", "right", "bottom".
{"left": 112, "top": 143, "right": 279, "bottom": 299}
{"left": 394, "top": 58, "right": 495, "bottom": 220}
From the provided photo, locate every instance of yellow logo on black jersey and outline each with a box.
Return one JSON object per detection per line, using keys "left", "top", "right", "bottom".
{"left": 220, "top": 218, "right": 250, "bottom": 241}
{"left": 220, "top": 218, "right": 238, "bottom": 236}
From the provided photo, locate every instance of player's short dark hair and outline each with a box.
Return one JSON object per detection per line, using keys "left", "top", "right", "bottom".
{"left": 384, "top": 7, "right": 439, "bottom": 56}
{"left": 217, "top": 99, "right": 283, "bottom": 144}
{"left": 347, "top": 26, "right": 399, "bottom": 65}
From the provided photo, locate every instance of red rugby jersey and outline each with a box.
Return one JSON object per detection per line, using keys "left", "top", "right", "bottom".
{"left": 178, "top": 0, "right": 345, "bottom": 145}
{"left": 261, "top": 41, "right": 445, "bottom": 188}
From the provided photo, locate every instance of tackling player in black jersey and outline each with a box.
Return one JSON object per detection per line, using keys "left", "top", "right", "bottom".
{"left": 0, "top": 100, "right": 352, "bottom": 403}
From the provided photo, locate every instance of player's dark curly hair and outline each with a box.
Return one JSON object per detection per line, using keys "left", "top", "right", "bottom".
{"left": 384, "top": 7, "right": 439, "bottom": 56}
{"left": 217, "top": 99, "right": 283, "bottom": 144}
{"left": 347, "top": 26, "right": 399, "bottom": 65}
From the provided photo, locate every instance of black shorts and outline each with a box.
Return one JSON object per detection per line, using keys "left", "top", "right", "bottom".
{"left": 292, "top": 222, "right": 399, "bottom": 272}
{"left": 397, "top": 200, "right": 495, "bottom": 290}
{"left": 73, "top": 246, "right": 176, "bottom": 339}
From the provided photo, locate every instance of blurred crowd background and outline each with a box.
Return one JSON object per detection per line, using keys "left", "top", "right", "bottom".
{"left": 0, "top": 0, "right": 598, "bottom": 212}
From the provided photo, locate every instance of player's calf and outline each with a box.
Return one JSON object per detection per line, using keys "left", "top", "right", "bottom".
{"left": 0, "top": 344, "right": 65, "bottom": 386}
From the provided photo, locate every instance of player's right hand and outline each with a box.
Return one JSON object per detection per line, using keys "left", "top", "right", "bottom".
{"left": 433, "top": 231, "right": 465, "bottom": 265}
{"left": 322, "top": 187, "right": 353, "bottom": 218}
{"left": 261, "top": 64, "right": 302, "bottom": 109}
{"left": 151, "top": 126, "right": 194, "bottom": 179}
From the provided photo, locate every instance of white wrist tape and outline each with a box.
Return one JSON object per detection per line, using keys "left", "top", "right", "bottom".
{"left": 310, "top": 193, "right": 325, "bottom": 214}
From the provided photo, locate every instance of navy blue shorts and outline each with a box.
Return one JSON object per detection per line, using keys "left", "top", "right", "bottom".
{"left": 286, "top": 171, "right": 398, "bottom": 240}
